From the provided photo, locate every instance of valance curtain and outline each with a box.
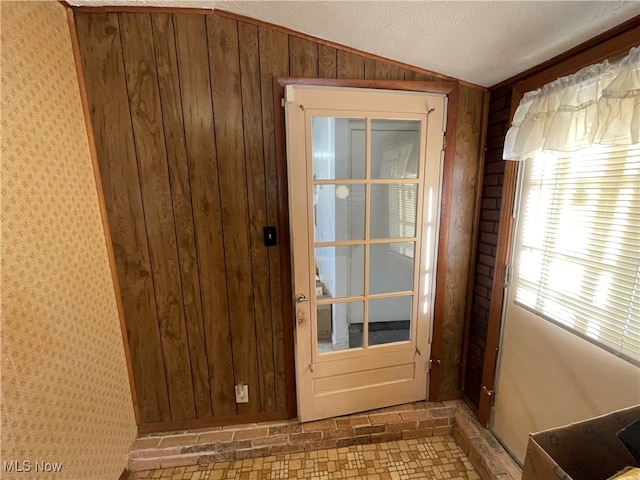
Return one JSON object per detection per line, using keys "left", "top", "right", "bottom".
{"left": 503, "top": 45, "right": 640, "bottom": 161}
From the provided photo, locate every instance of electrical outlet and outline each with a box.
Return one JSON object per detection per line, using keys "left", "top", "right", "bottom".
{"left": 235, "top": 383, "right": 248, "bottom": 403}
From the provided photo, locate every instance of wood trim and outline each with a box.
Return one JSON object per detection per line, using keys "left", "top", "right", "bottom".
{"left": 478, "top": 18, "right": 640, "bottom": 426}
{"left": 514, "top": 23, "right": 640, "bottom": 98}
{"left": 69, "top": 4, "right": 486, "bottom": 91}
{"left": 64, "top": 6, "right": 141, "bottom": 425}
{"left": 272, "top": 79, "right": 297, "bottom": 420}
{"left": 429, "top": 83, "right": 459, "bottom": 402}
{"left": 276, "top": 77, "right": 457, "bottom": 94}
{"left": 437, "top": 390, "right": 462, "bottom": 402}
{"left": 460, "top": 391, "right": 480, "bottom": 418}
{"left": 70, "top": 5, "right": 217, "bottom": 15}
{"left": 477, "top": 160, "right": 518, "bottom": 426}
{"left": 138, "top": 411, "right": 289, "bottom": 434}
{"left": 490, "top": 15, "right": 640, "bottom": 91}
{"left": 217, "top": 10, "right": 484, "bottom": 91}
{"left": 272, "top": 77, "right": 458, "bottom": 404}
{"left": 118, "top": 469, "right": 131, "bottom": 480}
{"left": 459, "top": 91, "right": 490, "bottom": 392}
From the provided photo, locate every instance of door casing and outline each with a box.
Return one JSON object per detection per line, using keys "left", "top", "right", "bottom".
{"left": 272, "top": 78, "right": 459, "bottom": 418}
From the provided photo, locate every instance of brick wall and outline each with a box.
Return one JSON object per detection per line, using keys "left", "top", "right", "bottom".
{"left": 460, "top": 16, "right": 639, "bottom": 412}
{"left": 462, "top": 85, "right": 512, "bottom": 407}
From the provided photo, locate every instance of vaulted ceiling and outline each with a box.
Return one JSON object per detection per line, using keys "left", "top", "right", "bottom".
{"left": 69, "top": 1, "right": 639, "bottom": 87}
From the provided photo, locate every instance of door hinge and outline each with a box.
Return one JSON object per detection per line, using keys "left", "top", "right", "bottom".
{"left": 482, "top": 385, "right": 496, "bottom": 406}
{"left": 442, "top": 132, "right": 447, "bottom": 151}
{"left": 429, "top": 357, "right": 441, "bottom": 370}
{"left": 504, "top": 264, "right": 513, "bottom": 288}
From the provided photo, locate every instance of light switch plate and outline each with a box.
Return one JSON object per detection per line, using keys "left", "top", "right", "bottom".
{"left": 235, "top": 384, "right": 248, "bottom": 403}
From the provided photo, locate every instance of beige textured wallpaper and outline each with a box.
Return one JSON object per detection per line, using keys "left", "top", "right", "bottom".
{"left": 1, "top": 2, "right": 137, "bottom": 478}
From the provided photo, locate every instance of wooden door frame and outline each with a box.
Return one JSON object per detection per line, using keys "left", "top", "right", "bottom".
{"left": 477, "top": 17, "right": 640, "bottom": 426}
{"left": 273, "top": 77, "right": 459, "bottom": 406}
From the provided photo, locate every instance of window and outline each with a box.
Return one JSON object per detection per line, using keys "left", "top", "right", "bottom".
{"left": 379, "top": 126, "right": 420, "bottom": 259}
{"left": 389, "top": 182, "right": 417, "bottom": 258}
{"left": 515, "top": 143, "right": 640, "bottom": 363}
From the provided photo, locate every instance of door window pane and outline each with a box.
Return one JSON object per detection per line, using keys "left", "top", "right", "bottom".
{"left": 370, "top": 184, "right": 417, "bottom": 239}
{"left": 314, "top": 184, "right": 365, "bottom": 241}
{"left": 315, "top": 246, "right": 364, "bottom": 299}
{"left": 369, "top": 243, "right": 415, "bottom": 295}
{"left": 317, "top": 301, "right": 364, "bottom": 353}
{"left": 312, "top": 117, "right": 365, "bottom": 180}
{"left": 368, "top": 296, "right": 412, "bottom": 345}
{"left": 371, "top": 120, "right": 420, "bottom": 179}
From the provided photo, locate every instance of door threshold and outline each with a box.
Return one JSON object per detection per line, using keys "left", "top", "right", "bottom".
{"left": 128, "top": 399, "right": 521, "bottom": 480}
{"left": 129, "top": 400, "right": 455, "bottom": 472}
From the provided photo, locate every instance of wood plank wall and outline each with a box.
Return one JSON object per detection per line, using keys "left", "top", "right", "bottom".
{"left": 75, "top": 10, "right": 487, "bottom": 429}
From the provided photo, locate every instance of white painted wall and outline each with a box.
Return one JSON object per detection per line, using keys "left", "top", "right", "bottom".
{"left": 492, "top": 298, "right": 640, "bottom": 463}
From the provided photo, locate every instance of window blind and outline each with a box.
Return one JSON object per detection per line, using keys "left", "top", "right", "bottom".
{"left": 515, "top": 143, "right": 640, "bottom": 363}
{"left": 389, "top": 182, "right": 416, "bottom": 258}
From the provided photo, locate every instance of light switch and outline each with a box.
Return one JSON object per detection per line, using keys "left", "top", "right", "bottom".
{"left": 263, "top": 226, "right": 277, "bottom": 246}
{"left": 235, "top": 382, "right": 249, "bottom": 403}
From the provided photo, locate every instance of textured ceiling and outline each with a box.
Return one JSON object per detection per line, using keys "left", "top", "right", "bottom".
{"left": 69, "top": 1, "right": 639, "bottom": 87}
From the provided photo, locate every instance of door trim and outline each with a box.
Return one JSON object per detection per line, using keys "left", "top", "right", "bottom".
{"left": 273, "top": 78, "right": 459, "bottom": 409}
{"left": 476, "top": 20, "right": 640, "bottom": 427}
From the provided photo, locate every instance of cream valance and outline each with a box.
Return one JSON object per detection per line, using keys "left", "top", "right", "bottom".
{"left": 503, "top": 45, "right": 640, "bottom": 161}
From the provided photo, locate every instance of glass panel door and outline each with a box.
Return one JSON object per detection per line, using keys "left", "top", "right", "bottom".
{"left": 312, "top": 117, "right": 421, "bottom": 354}
{"left": 285, "top": 84, "right": 445, "bottom": 422}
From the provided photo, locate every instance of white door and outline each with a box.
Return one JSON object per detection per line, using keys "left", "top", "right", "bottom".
{"left": 285, "top": 85, "right": 447, "bottom": 422}
{"left": 491, "top": 149, "right": 640, "bottom": 462}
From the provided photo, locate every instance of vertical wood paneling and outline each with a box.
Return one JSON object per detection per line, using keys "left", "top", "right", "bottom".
{"left": 207, "top": 15, "right": 260, "bottom": 415}
{"left": 119, "top": 12, "right": 195, "bottom": 420}
{"left": 364, "top": 58, "right": 376, "bottom": 79}
{"left": 152, "top": 13, "right": 212, "bottom": 418}
{"left": 374, "top": 61, "right": 402, "bottom": 80}
{"left": 238, "top": 21, "right": 277, "bottom": 413}
{"left": 173, "top": 13, "right": 236, "bottom": 416}
{"left": 441, "top": 86, "right": 486, "bottom": 394}
{"left": 258, "top": 26, "right": 290, "bottom": 412}
{"left": 78, "top": 9, "right": 487, "bottom": 426}
{"left": 75, "top": 12, "right": 171, "bottom": 424}
{"left": 318, "top": 45, "right": 337, "bottom": 78}
{"left": 288, "top": 36, "right": 318, "bottom": 77}
{"left": 337, "top": 50, "right": 365, "bottom": 78}
{"left": 404, "top": 70, "right": 437, "bottom": 82}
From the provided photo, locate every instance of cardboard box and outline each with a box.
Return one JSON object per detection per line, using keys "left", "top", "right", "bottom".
{"left": 522, "top": 405, "right": 640, "bottom": 480}
{"left": 317, "top": 295, "right": 332, "bottom": 341}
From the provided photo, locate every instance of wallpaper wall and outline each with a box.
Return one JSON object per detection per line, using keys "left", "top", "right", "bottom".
{"left": 1, "top": 2, "right": 137, "bottom": 479}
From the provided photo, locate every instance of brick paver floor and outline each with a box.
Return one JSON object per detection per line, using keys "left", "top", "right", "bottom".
{"left": 129, "top": 435, "right": 480, "bottom": 480}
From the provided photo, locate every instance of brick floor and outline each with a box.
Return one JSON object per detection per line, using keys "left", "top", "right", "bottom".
{"left": 129, "top": 401, "right": 454, "bottom": 472}
{"left": 129, "top": 436, "right": 480, "bottom": 480}
{"left": 128, "top": 400, "right": 522, "bottom": 480}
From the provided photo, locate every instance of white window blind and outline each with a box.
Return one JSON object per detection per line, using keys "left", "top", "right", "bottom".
{"left": 389, "top": 182, "right": 416, "bottom": 258}
{"left": 515, "top": 143, "right": 640, "bottom": 363}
